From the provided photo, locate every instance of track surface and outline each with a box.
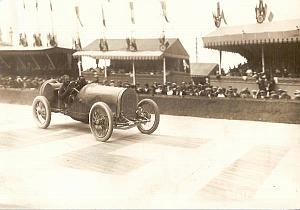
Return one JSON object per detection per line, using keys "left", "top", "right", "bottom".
{"left": 0, "top": 103, "right": 299, "bottom": 208}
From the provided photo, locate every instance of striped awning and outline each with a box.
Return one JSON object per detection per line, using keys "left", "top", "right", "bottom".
{"left": 73, "top": 50, "right": 164, "bottom": 60}
{"left": 72, "top": 38, "right": 189, "bottom": 60}
{"left": 203, "top": 18, "right": 300, "bottom": 49}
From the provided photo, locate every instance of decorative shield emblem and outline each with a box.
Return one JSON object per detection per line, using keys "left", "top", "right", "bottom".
{"left": 160, "top": 45, "right": 166, "bottom": 52}
{"left": 257, "top": 15, "right": 264, "bottom": 23}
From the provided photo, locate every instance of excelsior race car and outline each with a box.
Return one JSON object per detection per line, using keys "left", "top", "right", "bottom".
{"left": 32, "top": 80, "right": 160, "bottom": 142}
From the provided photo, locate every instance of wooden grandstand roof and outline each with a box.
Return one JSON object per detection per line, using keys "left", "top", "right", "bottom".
{"left": 73, "top": 38, "right": 189, "bottom": 60}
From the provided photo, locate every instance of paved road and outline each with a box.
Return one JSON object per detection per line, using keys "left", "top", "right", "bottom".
{"left": 0, "top": 103, "right": 299, "bottom": 209}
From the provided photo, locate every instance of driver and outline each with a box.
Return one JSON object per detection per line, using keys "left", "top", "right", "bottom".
{"left": 67, "top": 76, "right": 87, "bottom": 104}
{"left": 58, "top": 75, "right": 71, "bottom": 103}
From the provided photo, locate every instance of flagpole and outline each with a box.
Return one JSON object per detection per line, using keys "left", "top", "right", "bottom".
{"left": 163, "top": 57, "right": 166, "bottom": 85}
{"left": 50, "top": 1, "right": 54, "bottom": 35}
{"left": 132, "top": 61, "right": 136, "bottom": 85}
{"left": 22, "top": 0, "right": 28, "bottom": 45}
{"left": 129, "top": 1, "right": 135, "bottom": 39}
{"left": 261, "top": 45, "right": 265, "bottom": 73}
{"left": 104, "top": 59, "right": 107, "bottom": 78}
{"left": 35, "top": 0, "right": 39, "bottom": 34}
{"left": 196, "top": 37, "right": 198, "bottom": 63}
{"left": 219, "top": 50, "right": 222, "bottom": 75}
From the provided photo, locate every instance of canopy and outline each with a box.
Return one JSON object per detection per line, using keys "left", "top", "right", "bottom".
{"left": 0, "top": 46, "right": 75, "bottom": 55}
{"left": 190, "top": 63, "right": 218, "bottom": 77}
{"left": 73, "top": 38, "right": 189, "bottom": 60}
{"left": 203, "top": 18, "right": 300, "bottom": 49}
{"left": 0, "top": 46, "right": 78, "bottom": 76}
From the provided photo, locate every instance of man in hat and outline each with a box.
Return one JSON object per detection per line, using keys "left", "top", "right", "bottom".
{"left": 240, "top": 87, "right": 251, "bottom": 98}
{"left": 280, "top": 91, "right": 291, "bottom": 100}
{"left": 143, "top": 83, "right": 150, "bottom": 94}
{"left": 155, "top": 84, "right": 163, "bottom": 95}
{"left": 232, "top": 88, "right": 240, "bottom": 98}
{"left": 109, "top": 80, "right": 115, "bottom": 87}
{"left": 16, "top": 76, "right": 23, "bottom": 88}
{"left": 294, "top": 90, "right": 300, "bottom": 100}
{"left": 217, "top": 87, "right": 225, "bottom": 98}
{"left": 58, "top": 75, "right": 71, "bottom": 106}
{"left": 226, "top": 86, "right": 234, "bottom": 98}
{"left": 270, "top": 91, "right": 279, "bottom": 100}
{"left": 135, "top": 83, "right": 143, "bottom": 94}
{"left": 252, "top": 90, "right": 258, "bottom": 99}
{"left": 211, "top": 86, "right": 218, "bottom": 97}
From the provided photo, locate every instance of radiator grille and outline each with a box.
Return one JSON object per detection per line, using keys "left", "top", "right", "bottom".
{"left": 121, "top": 89, "right": 138, "bottom": 119}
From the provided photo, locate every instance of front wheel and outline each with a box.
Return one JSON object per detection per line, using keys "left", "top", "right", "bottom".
{"left": 89, "top": 102, "right": 113, "bottom": 142}
{"left": 32, "top": 96, "right": 51, "bottom": 129}
{"left": 136, "top": 99, "right": 160, "bottom": 134}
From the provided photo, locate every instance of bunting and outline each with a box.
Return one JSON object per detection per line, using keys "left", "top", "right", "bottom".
{"left": 75, "top": 6, "right": 84, "bottom": 27}
{"left": 101, "top": 5, "right": 106, "bottom": 27}
{"left": 160, "top": 0, "right": 169, "bottom": 23}
{"left": 129, "top": 1, "right": 135, "bottom": 24}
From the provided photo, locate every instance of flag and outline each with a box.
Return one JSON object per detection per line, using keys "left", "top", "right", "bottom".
{"left": 160, "top": 0, "right": 169, "bottom": 23}
{"left": 101, "top": 5, "right": 106, "bottom": 27}
{"left": 221, "top": 10, "right": 227, "bottom": 25}
{"left": 35, "top": 0, "right": 38, "bottom": 10}
{"left": 23, "top": 0, "right": 25, "bottom": 9}
{"left": 268, "top": 11, "right": 274, "bottom": 22}
{"left": 49, "top": 0, "right": 53, "bottom": 11}
{"left": 75, "top": 6, "right": 84, "bottom": 27}
{"left": 129, "top": 1, "right": 135, "bottom": 24}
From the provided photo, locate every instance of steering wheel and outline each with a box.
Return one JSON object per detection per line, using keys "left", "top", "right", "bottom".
{"left": 58, "top": 81, "right": 75, "bottom": 98}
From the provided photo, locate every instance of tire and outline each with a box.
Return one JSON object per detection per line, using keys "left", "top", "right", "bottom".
{"left": 89, "top": 102, "right": 113, "bottom": 142}
{"left": 137, "top": 99, "right": 160, "bottom": 134}
{"left": 32, "top": 96, "right": 51, "bottom": 129}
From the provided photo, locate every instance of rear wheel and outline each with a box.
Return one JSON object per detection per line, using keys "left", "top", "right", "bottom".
{"left": 89, "top": 102, "right": 113, "bottom": 142}
{"left": 32, "top": 96, "right": 51, "bottom": 129}
{"left": 137, "top": 99, "right": 160, "bottom": 134}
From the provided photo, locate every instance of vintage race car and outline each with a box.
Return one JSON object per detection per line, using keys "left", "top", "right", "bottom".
{"left": 32, "top": 80, "right": 160, "bottom": 141}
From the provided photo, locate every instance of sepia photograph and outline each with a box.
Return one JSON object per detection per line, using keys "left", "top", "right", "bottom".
{"left": 0, "top": 0, "right": 299, "bottom": 208}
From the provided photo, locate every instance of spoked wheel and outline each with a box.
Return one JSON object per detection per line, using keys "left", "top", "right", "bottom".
{"left": 89, "top": 102, "right": 113, "bottom": 142}
{"left": 32, "top": 96, "right": 51, "bottom": 129}
{"left": 137, "top": 99, "right": 160, "bottom": 134}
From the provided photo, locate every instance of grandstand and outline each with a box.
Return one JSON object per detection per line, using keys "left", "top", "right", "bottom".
{"left": 202, "top": 18, "right": 300, "bottom": 96}
{"left": 74, "top": 38, "right": 191, "bottom": 85}
{"left": 0, "top": 46, "right": 78, "bottom": 78}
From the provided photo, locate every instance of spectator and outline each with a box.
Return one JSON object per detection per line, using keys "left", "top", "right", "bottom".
{"left": 240, "top": 87, "right": 251, "bottom": 98}
{"left": 294, "top": 90, "right": 300, "bottom": 100}
{"left": 279, "top": 91, "right": 291, "bottom": 100}
{"left": 143, "top": 83, "right": 150, "bottom": 94}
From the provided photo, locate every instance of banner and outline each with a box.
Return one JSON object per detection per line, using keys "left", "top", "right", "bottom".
{"left": 49, "top": 0, "right": 53, "bottom": 11}
{"left": 268, "top": 11, "right": 274, "bottom": 22}
{"left": 129, "top": 1, "right": 135, "bottom": 24}
{"left": 35, "top": 0, "right": 38, "bottom": 11}
{"left": 221, "top": 10, "right": 227, "bottom": 25}
{"left": 160, "top": 0, "right": 169, "bottom": 23}
{"left": 23, "top": 0, "right": 25, "bottom": 9}
{"left": 75, "top": 6, "right": 84, "bottom": 27}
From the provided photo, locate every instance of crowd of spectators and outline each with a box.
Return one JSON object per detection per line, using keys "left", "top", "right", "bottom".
{"left": 1, "top": 73, "right": 300, "bottom": 100}
{"left": 226, "top": 63, "right": 299, "bottom": 78}
{"left": 96, "top": 79, "right": 300, "bottom": 100}
{"left": 0, "top": 74, "right": 68, "bottom": 89}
